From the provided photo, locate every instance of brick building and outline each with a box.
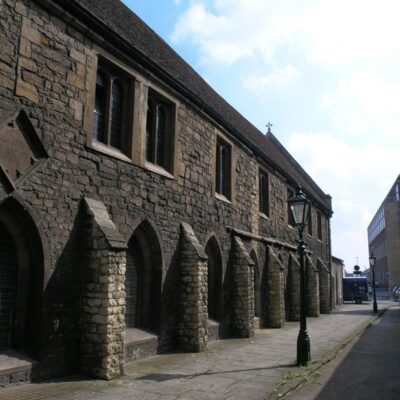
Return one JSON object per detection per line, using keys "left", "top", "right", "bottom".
{"left": 0, "top": 0, "right": 333, "bottom": 384}
{"left": 367, "top": 175, "right": 400, "bottom": 290}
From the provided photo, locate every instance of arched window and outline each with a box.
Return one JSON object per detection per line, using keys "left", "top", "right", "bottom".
{"left": 110, "top": 79, "right": 123, "bottom": 149}
{"left": 145, "top": 90, "right": 174, "bottom": 172}
{"left": 92, "top": 71, "right": 107, "bottom": 143}
{"left": 146, "top": 101, "right": 155, "bottom": 163}
{"left": 259, "top": 170, "right": 269, "bottom": 216}
{"left": 92, "top": 62, "right": 129, "bottom": 152}
{"left": 156, "top": 105, "right": 166, "bottom": 167}
{"left": 216, "top": 138, "right": 231, "bottom": 199}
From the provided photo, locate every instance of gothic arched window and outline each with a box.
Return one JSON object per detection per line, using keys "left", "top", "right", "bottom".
{"left": 145, "top": 90, "right": 174, "bottom": 172}
{"left": 92, "top": 62, "right": 129, "bottom": 152}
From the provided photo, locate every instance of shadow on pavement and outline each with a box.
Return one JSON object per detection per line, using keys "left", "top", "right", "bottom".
{"left": 136, "top": 363, "right": 294, "bottom": 382}
{"left": 313, "top": 307, "right": 400, "bottom": 400}
{"left": 331, "top": 306, "right": 377, "bottom": 316}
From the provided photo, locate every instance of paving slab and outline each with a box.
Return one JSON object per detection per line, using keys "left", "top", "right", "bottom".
{"left": 0, "top": 302, "right": 388, "bottom": 400}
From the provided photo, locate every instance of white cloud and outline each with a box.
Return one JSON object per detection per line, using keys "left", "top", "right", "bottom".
{"left": 242, "top": 65, "right": 301, "bottom": 94}
{"left": 321, "top": 70, "right": 400, "bottom": 141}
{"left": 285, "top": 131, "right": 399, "bottom": 269}
{"left": 172, "top": 0, "right": 400, "bottom": 68}
{"left": 169, "top": 0, "right": 400, "bottom": 270}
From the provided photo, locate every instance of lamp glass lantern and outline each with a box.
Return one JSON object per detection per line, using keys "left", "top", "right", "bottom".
{"left": 289, "top": 186, "right": 311, "bottom": 227}
{"left": 369, "top": 255, "right": 376, "bottom": 268}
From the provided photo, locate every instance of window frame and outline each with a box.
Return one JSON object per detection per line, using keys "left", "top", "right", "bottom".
{"left": 307, "top": 206, "right": 313, "bottom": 236}
{"left": 145, "top": 88, "right": 176, "bottom": 174}
{"left": 259, "top": 169, "right": 270, "bottom": 217}
{"left": 91, "top": 58, "right": 133, "bottom": 155}
{"left": 215, "top": 136, "right": 232, "bottom": 201}
{"left": 287, "top": 187, "right": 296, "bottom": 227}
{"left": 317, "top": 211, "right": 323, "bottom": 240}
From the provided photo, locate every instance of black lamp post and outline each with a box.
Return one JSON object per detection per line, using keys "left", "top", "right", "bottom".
{"left": 369, "top": 254, "right": 378, "bottom": 313}
{"left": 288, "top": 185, "right": 311, "bottom": 366}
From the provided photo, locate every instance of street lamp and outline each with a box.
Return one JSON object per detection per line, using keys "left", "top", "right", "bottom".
{"left": 288, "top": 185, "right": 311, "bottom": 366}
{"left": 369, "top": 254, "right": 378, "bottom": 313}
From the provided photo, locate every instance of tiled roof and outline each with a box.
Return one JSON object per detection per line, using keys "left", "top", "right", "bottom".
{"left": 57, "top": 0, "right": 331, "bottom": 210}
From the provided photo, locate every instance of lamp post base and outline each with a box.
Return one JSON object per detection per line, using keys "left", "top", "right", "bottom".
{"left": 297, "top": 330, "right": 311, "bottom": 366}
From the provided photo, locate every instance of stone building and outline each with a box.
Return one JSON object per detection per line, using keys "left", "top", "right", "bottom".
{"left": 0, "top": 0, "right": 333, "bottom": 384}
{"left": 367, "top": 175, "right": 400, "bottom": 291}
{"left": 331, "top": 256, "right": 344, "bottom": 308}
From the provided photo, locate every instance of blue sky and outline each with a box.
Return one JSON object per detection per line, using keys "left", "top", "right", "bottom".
{"left": 123, "top": 0, "right": 400, "bottom": 272}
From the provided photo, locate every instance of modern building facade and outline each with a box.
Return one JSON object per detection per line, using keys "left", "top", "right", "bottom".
{"left": 0, "top": 0, "right": 333, "bottom": 385}
{"left": 367, "top": 175, "right": 400, "bottom": 290}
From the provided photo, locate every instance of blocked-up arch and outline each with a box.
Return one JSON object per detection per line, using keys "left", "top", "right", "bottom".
{"left": 125, "top": 220, "right": 162, "bottom": 334}
{"left": 0, "top": 196, "right": 46, "bottom": 357}
{"left": 250, "top": 250, "right": 261, "bottom": 320}
{"left": 205, "top": 235, "right": 222, "bottom": 322}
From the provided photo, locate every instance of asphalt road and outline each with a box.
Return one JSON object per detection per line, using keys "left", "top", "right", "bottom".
{"left": 286, "top": 304, "right": 400, "bottom": 400}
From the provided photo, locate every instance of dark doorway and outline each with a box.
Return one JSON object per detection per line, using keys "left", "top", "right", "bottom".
{"left": 250, "top": 251, "right": 261, "bottom": 320}
{"left": 205, "top": 237, "right": 222, "bottom": 322}
{"left": 125, "top": 221, "right": 162, "bottom": 334}
{"left": 0, "top": 223, "right": 17, "bottom": 349}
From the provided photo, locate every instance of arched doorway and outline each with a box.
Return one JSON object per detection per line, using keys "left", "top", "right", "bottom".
{"left": 0, "top": 198, "right": 45, "bottom": 358}
{"left": 125, "top": 221, "right": 162, "bottom": 334}
{"left": 205, "top": 237, "right": 222, "bottom": 322}
{"left": 250, "top": 250, "right": 261, "bottom": 327}
{"left": 0, "top": 223, "right": 17, "bottom": 349}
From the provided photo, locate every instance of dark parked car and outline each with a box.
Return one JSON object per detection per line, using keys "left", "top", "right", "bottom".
{"left": 343, "top": 277, "right": 369, "bottom": 304}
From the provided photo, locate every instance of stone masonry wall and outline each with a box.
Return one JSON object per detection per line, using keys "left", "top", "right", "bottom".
{"left": 306, "top": 255, "right": 320, "bottom": 317}
{"left": 231, "top": 236, "right": 254, "bottom": 338}
{"left": 288, "top": 253, "right": 300, "bottom": 321}
{"left": 265, "top": 246, "right": 285, "bottom": 328}
{"left": 0, "top": 0, "right": 333, "bottom": 379}
{"left": 318, "top": 258, "right": 331, "bottom": 314}
{"left": 81, "top": 198, "right": 126, "bottom": 379}
{"left": 176, "top": 223, "right": 208, "bottom": 352}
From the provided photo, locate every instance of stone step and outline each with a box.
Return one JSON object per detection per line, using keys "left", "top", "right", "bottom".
{"left": 125, "top": 328, "right": 158, "bottom": 362}
{"left": 0, "top": 349, "right": 38, "bottom": 388}
{"left": 207, "top": 319, "right": 220, "bottom": 341}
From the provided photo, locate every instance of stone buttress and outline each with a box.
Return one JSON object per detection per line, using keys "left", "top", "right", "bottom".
{"left": 265, "top": 246, "right": 285, "bottom": 328}
{"left": 318, "top": 257, "right": 331, "bottom": 314}
{"left": 306, "top": 254, "right": 320, "bottom": 317}
{"left": 81, "top": 198, "right": 127, "bottom": 379}
{"left": 231, "top": 236, "right": 255, "bottom": 338}
{"left": 176, "top": 222, "right": 208, "bottom": 352}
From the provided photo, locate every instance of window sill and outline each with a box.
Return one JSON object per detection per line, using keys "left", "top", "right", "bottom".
{"left": 87, "top": 141, "right": 132, "bottom": 163}
{"left": 215, "top": 192, "right": 232, "bottom": 205}
{"left": 144, "top": 161, "right": 174, "bottom": 180}
{"left": 259, "top": 212, "right": 269, "bottom": 220}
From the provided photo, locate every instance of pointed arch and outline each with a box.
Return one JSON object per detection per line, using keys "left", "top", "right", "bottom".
{"left": 125, "top": 219, "right": 162, "bottom": 334}
{"left": 250, "top": 249, "right": 261, "bottom": 320}
{"left": 205, "top": 235, "right": 223, "bottom": 322}
{"left": 0, "top": 195, "right": 47, "bottom": 358}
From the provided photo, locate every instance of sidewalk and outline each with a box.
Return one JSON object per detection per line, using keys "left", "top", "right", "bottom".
{"left": 0, "top": 303, "right": 388, "bottom": 400}
{"left": 283, "top": 303, "right": 400, "bottom": 399}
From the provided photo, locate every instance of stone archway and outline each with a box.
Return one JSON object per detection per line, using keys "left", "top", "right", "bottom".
{"left": 205, "top": 236, "right": 223, "bottom": 322}
{"left": 0, "top": 197, "right": 45, "bottom": 358}
{"left": 250, "top": 250, "right": 261, "bottom": 328}
{"left": 125, "top": 220, "right": 162, "bottom": 335}
{"left": 0, "top": 222, "right": 17, "bottom": 350}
